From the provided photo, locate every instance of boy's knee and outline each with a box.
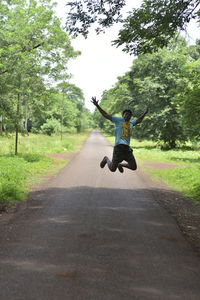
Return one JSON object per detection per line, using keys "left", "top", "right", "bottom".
{"left": 109, "top": 163, "right": 118, "bottom": 172}
{"left": 130, "top": 163, "right": 137, "bottom": 170}
{"left": 110, "top": 166, "right": 117, "bottom": 172}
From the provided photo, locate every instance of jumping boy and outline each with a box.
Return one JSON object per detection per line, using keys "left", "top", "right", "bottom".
{"left": 91, "top": 96, "right": 148, "bottom": 173}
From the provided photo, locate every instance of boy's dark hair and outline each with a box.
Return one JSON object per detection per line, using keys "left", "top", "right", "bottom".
{"left": 122, "top": 109, "right": 132, "bottom": 116}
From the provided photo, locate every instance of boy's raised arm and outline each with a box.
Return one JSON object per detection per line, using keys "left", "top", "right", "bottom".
{"left": 91, "top": 96, "right": 112, "bottom": 121}
{"left": 135, "top": 107, "right": 149, "bottom": 125}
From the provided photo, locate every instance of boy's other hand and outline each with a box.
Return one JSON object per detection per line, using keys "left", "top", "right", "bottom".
{"left": 91, "top": 96, "right": 98, "bottom": 106}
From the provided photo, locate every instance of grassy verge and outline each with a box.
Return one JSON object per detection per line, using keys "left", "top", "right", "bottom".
{"left": 0, "top": 131, "right": 90, "bottom": 210}
{"left": 0, "top": 131, "right": 89, "bottom": 155}
{"left": 104, "top": 135, "right": 200, "bottom": 204}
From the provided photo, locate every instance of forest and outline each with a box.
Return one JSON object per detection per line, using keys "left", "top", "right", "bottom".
{"left": 0, "top": 0, "right": 93, "bottom": 154}
{"left": 65, "top": 0, "right": 200, "bottom": 148}
{"left": 94, "top": 38, "right": 200, "bottom": 149}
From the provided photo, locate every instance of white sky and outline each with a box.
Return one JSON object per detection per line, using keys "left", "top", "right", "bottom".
{"left": 55, "top": 1, "right": 200, "bottom": 112}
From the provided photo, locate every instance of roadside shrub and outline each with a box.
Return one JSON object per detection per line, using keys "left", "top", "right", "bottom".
{"left": 41, "top": 118, "right": 61, "bottom": 136}
{"left": 19, "top": 153, "right": 44, "bottom": 163}
{"left": 0, "top": 183, "right": 26, "bottom": 203}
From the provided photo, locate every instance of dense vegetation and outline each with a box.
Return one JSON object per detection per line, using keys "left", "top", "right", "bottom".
{"left": 0, "top": 132, "right": 89, "bottom": 210}
{"left": 0, "top": 0, "right": 93, "bottom": 208}
{"left": 92, "top": 35, "right": 200, "bottom": 203}
{"left": 0, "top": 0, "right": 93, "bottom": 154}
{"left": 94, "top": 38, "right": 200, "bottom": 149}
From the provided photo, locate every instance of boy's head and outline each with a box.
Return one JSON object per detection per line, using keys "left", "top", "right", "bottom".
{"left": 122, "top": 109, "right": 132, "bottom": 121}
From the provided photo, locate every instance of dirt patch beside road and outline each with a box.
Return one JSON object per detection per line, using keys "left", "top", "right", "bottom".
{"left": 139, "top": 161, "right": 200, "bottom": 256}
{"left": 151, "top": 186, "right": 200, "bottom": 255}
{"left": 47, "top": 152, "right": 77, "bottom": 161}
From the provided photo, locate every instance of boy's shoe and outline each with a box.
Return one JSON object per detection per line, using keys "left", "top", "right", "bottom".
{"left": 118, "top": 164, "right": 124, "bottom": 173}
{"left": 100, "top": 156, "right": 107, "bottom": 168}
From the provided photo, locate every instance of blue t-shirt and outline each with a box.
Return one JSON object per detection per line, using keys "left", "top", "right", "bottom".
{"left": 112, "top": 116, "right": 136, "bottom": 146}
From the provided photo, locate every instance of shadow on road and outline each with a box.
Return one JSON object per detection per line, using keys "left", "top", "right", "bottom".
{"left": 0, "top": 186, "right": 200, "bottom": 300}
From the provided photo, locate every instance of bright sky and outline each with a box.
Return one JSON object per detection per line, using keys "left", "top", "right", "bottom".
{"left": 55, "top": 1, "right": 199, "bottom": 112}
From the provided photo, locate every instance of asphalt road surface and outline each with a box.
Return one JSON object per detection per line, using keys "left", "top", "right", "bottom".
{"left": 0, "top": 131, "right": 200, "bottom": 300}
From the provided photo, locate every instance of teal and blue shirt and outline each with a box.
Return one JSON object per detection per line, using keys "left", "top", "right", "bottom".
{"left": 112, "top": 116, "right": 136, "bottom": 146}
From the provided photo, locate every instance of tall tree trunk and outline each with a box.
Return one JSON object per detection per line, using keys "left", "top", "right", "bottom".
{"left": 15, "top": 95, "right": 20, "bottom": 155}
{"left": 60, "top": 92, "right": 64, "bottom": 141}
{"left": 24, "top": 101, "right": 29, "bottom": 135}
{"left": 15, "top": 76, "right": 21, "bottom": 155}
{"left": 0, "top": 115, "right": 3, "bottom": 135}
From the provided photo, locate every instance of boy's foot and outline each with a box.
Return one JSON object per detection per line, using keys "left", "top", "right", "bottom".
{"left": 118, "top": 164, "right": 124, "bottom": 173}
{"left": 100, "top": 156, "right": 108, "bottom": 168}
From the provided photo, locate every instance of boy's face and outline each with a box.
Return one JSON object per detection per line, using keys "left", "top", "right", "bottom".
{"left": 123, "top": 111, "right": 132, "bottom": 121}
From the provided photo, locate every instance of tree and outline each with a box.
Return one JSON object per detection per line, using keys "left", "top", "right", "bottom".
{"left": 115, "top": 0, "right": 200, "bottom": 54}
{"left": 94, "top": 38, "right": 200, "bottom": 148}
{"left": 56, "top": 82, "right": 84, "bottom": 136}
{"left": 66, "top": 0, "right": 126, "bottom": 35}
{"left": 178, "top": 59, "right": 200, "bottom": 141}
{"left": 66, "top": 0, "right": 200, "bottom": 54}
{"left": 0, "top": 0, "right": 79, "bottom": 153}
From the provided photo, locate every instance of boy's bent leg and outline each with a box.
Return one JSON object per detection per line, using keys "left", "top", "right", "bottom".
{"left": 118, "top": 164, "right": 124, "bottom": 173}
{"left": 111, "top": 145, "right": 123, "bottom": 172}
{"left": 100, "top": 156, "right": 108, "bottom": 168}
{"left": 100, "top": 156, "right": 118, "bottom": 172}
{"left": 119, "top": 156, "right": 137, "bottom": 171}
{"left": 119, "top": 162, "right": 137, "bottom": 171}
{"left": 107, "top": 160, "right": 118, "bottom": 172}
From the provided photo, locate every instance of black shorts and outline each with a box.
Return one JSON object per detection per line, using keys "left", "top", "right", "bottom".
{"left": 112, "top": 144, "right": 135, "bottom": 164}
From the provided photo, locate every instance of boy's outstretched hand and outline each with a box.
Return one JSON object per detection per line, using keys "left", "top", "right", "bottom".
{"left": 91, "top": 96, "right": 98, "bottom": 106}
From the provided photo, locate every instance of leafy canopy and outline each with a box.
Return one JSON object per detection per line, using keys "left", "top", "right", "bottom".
{"left": 93, "top": 38, "right": 200, "bottom": 147}
{"left": 66, "top": 0, "right": 200, "bottom": 54}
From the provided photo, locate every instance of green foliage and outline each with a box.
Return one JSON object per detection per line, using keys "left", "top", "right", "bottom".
{"left": 179, "top": 59, "right": 200, "bottom": 141}
{"left": 0, "top": 154, "right": 54, "bottom": 208}
{"left": 0, "top": 131, "right": 90, "bottom": 208}
{"left": 0, "top": 132, "right": 90, "bottom": 155}
{"left": 94, "top": 38, "right": 200, "bottom": 148}
{"left": 66, "top": 0, "right": 126, "bottom": 37}
{"left": 115, "top": 0, "right": 200, "bottom": 54}
{"left": 41, "top": 118, "right": 61, "bottom": 136}
{"left": 0, "top": 156, "right": 29, "bottom": 204}
{"left": 66, "top": 0, "right": 200, "bottom": 54}
{"left": 0, "top": 0, "right": 92, "bottom": 152}
{"left": 18, "top": 153, "right": 47, "bottom": 163}
{"left": 134, "top": 140, "right": 200, "bottom": 203}
{"left": 150, "top": 166, "right": 200, "bottom": 203}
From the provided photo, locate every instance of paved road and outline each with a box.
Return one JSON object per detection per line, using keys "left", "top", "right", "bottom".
{"left": 0, "top": 131, "right": 200, "bottom": 300}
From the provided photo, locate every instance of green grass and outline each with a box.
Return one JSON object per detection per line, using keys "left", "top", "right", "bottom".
{"left": 147, "top": 166, "right": 200, "bottom": 204}
{"left": 0, "top": 132, "right": 90, "bottom": 209}
{"left": 0, "top": 132, "right": 89, "bottom": 155}
{"left": 0, "top": 154, "right": 54, "bottom": 207}
{"left": 104, "top": 134, "right": 200, "bottom": 204}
